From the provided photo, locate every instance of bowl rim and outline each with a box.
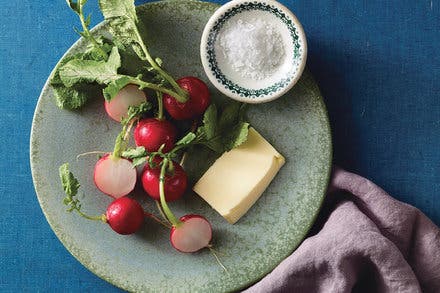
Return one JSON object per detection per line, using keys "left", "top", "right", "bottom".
{"left": 200, "top": 0, "right": 308, "bottom": 104}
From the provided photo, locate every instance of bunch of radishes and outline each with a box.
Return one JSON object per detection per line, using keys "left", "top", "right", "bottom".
{"left": 62, "top": 77, "right": 213, "bottom": 253}
{"left": 57, "top": 0, "right": 225, "bottom": 254}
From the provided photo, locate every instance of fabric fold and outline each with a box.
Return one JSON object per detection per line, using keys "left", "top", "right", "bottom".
{"left": 245, "top": 167, "right": 440, "bottom": 293}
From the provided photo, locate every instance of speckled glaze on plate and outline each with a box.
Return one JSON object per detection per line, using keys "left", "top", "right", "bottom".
{"left": 30, "top": 1, "right": 332, "bottom": 292}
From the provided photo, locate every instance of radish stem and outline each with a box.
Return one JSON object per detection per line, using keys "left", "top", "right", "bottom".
{"left": 167, "top": 159, "right": 174, "bottom": 174}
{"left": 76, "top": 211, "right": 107, "bottom": 222}
{"left": 123, "top": 118, "right": 136, "bottom": 141}
{"left": 76, "top": 151, "right": 107, "bottom": 160}
{"left": 112, "top": 117, "right": 137, "bottom": 159}
{"left": 156, "top": 92, "right": 164, "bottom": 120}
{"left": 126, "top": 77, "right": 187, "bottom": 102}
{"left": 144, "top": 211, "right": 171, "bottom": 228}
{"left": 111, "top": 132, "right": 126, "bottom": 160}
{"left": 179, "top": 152, "right": 187, "bottom": 166}
{"left": 155, "top": 200, "right": 172, "bottom": 226}
{"left": 179, "top": 120, "right": 198, "bottom": 167}
{"left": 76, "top": 1, "right": 108, "bottom": 60}
{"left": 159, "top": 158, "right": 181, "bottom": 227}
{"left": 208, "top": 246, "right": 228, "bottom": 274}
{"left": 132, "top": 29, "right": 188, "bottom": 102}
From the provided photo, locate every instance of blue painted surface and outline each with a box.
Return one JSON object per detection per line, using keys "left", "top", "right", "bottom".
{"left": 0, "top": 0, "right": 438, "bottom": 291}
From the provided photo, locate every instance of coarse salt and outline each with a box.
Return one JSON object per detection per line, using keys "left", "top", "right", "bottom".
{"left": 218, "top": 18, "right": 285, "bottom": 80}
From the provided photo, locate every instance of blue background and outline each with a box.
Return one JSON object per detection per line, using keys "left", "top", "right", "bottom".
{"left": 1, "top": 0, "right": 439, "bottom": 291}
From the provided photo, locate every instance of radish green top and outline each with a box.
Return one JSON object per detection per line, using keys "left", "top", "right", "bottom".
{"left": 51, "top": 0, "right": 189, "bottom": 110}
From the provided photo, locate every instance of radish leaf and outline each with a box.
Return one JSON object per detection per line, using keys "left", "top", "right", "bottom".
{"left": 59, "top": 163, "right": 106, "bottom": 221}
{"left": 122, "top": 147, "right": 148, "bottom": 167}
{"left": 59, "top": 163, "right": 80, "bottom": 197}
{"left": 98, "top": 0, "right": 186, "bottom": 101}
{"left": 225, "top": 122, "right": 250, "bottom": 150}
{"left": 218, "top": 102, "right": 241, "bottom": 130}
{"left": 53, "top": 83, "right": 101, "bottom": 110}
{"left": 121, "top": 101, "right": 152, "bottom": 125}
{"left": 50, "top": 44, "right": 113, "bottom": 109}
{"left": 122, "top": 146, "right": 146, "bottom": 158}
{"left": 195, "top": 102, "right": 250, "bottom": 153}
{"left": 201, "top": 104, "right": 217, "bottom": 140}
{"left": 99, "top": 0, "right": 137, "bottom": 21}
{"left": 98, "top": 0, "right": 145, "bottom": 58}
{"left": 65, "top": 0, "right": 80, "bottom": 14}
{"left": 103, "top": 76, "right": 132, "bottom": 101}
{"left": 59, "top": 46, "right": 121, "bottom": 87}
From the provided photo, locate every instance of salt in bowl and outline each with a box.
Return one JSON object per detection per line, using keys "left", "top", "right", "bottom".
{"left": 200, "top": 0, "right": 307, "bottom": 103}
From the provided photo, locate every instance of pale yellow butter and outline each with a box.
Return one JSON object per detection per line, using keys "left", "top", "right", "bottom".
{"left": 193, "top": 127, "right": 285, "bottom": 224}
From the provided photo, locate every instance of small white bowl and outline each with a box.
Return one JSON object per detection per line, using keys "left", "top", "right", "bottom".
{"left": 200, "top": 0, "right": 307, "bottom": 103}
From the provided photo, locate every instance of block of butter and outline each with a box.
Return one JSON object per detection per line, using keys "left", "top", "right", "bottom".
{"left": 193, "top": 127, "right": 285, "bottom": 224}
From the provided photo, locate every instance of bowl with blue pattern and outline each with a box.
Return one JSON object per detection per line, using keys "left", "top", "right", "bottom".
{"left": 201, "top": 0, "right": 307, "bottom": 103}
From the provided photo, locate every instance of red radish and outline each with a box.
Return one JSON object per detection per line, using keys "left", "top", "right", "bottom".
{"left": 170, "top": 215, "right": 212, "bottom": 253}
{"left": 141, "top": 158, "right": 187, "bottom": 202}
{"left": 94, "top": 154, "right": 137, "bottom": 198}
{"left": 163, "top": 77, "right": 210, "bottom": 120}
{"left": 104, "top": 84, "right": 147, "bottom": 122}
{"left": 106, "top": 197, "right": 144, "bottom": 235}
{"left": 147, "top": 157, "right": 215, "bottom": 254}
{"left": 134, "top": 118, "right": 177, "bottom": 152}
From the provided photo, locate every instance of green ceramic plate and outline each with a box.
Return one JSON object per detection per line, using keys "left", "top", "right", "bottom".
{"left": 30, "top": 1, "right": 332, "bottom": 292}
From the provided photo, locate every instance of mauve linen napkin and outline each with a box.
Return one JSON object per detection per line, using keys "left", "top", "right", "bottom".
{"left": 245, "top": 167, "right": 440, "bottom": 293}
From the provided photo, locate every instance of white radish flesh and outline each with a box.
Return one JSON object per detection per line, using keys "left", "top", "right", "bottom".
{"left": 104, "top": 84, "right": 146, "bottom": 122}
{"left": 94, "top": 155, "right": 137, "bottom": 198}
{"left": 170, "top": 215, "right": 212, "bottom": 253}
